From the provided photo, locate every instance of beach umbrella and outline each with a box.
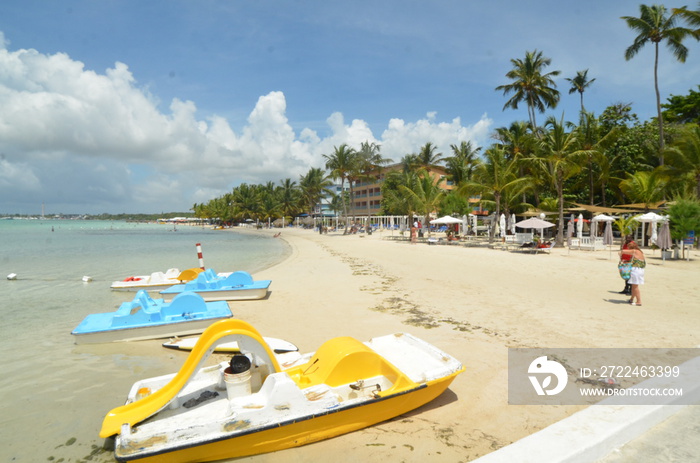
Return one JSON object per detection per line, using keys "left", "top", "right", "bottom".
{"left": 472, "top": 214, "right": 478, "bottom": 235}
{"left": 657, "top": 220, "right": 672, "bottom": 261}
{"left": 636, "top": 212, "right": 666, "bottom": 222}
{"left": 566, "top": 217, "right": 574, "bottom": 246}
{"left": 603, "top": 221, "right": 614, "bottom": 246}
{"left": 515, "top": 217, "right": 555, "bottom": 229}
{"left": 650, "top": 220, "right": 658, "bottom": 246}
{"left": 604, "top": 220, "right": 614, "bottom": 259}
{"left": 592, "top": 214, "right": 615, "bottom": 241}
{"left": 516, "top": 217, "right": 553, "bottom": 240}
{"left": 593, "top": 214, "right": 616, "bottom": 221}
{"left": 635, "top": 212, "right": 665, "bottom": 245}
{"left": 576, "top": 214, "right": 583, "bottom": 239}
{"left": 429, "top": 215, "right": 463, "bottom": 225}
{"left": 510, "top": 213, "right": 516, "bottom": 234}
{"left": 499, "top": 213, "right": 506, "bottom": 238}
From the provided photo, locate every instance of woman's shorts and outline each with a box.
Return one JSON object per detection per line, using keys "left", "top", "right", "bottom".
{"left": 628, "top": 267, "right": 645, "bottom": 285}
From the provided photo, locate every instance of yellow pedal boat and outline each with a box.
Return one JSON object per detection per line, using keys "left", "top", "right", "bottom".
{"left": 100, "top": 319, "right": 464, "bottom": 462}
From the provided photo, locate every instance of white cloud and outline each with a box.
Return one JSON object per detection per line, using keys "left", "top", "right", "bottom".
{"left": 0, "top": 42, "right": 492, "bottom": 214}
{"left": 380, "top": 112, "right": 493, "bottom": 160}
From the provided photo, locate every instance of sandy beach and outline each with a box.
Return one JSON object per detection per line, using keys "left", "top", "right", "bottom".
{"left": 226, "top": 226, "right": 700, "bottom": 462}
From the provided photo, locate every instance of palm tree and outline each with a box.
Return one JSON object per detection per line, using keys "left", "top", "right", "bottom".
{"left": 493, "top": 121, "right": 536, "bottom": 162}
{"left": 613, "top": 215, "right": 640, "bottom": 238}
{"left": 576, "top": 111, "right": 620, "bottom": 205}
{"left": 356, "top": 141, "right": 391, "bottom": 217}
{"left": 493, "top": 121, "right": 538, "bottom": 204}
{"left": 619, "top": 169, "right": 668, "bottom": 211}
{"left": 323, "top": 144, "right": 358, "bottom": 231}
{"left": 663, "top": 124, "right": 700, "bottom": 197}
{"left": 232, "top": 183, "right": 263, "bottom": 221}
{"left": 673, "top": 3, "right": 700, "bottom": 37}
{"left": 459, "top": 147, "right": 531, "bottom": 242}
{"left": 415, "top": 142, "right": 444, "bottom": 173}
{"left": 276, "top": 178, "right": 301, "bottom": 220}
{"left": 495, "top": 50, "right": 561, "bottom": 133}
{"left": 398, "top": 170, "right": 446, "bottom": 235}
{"left": 259, "top": 189, "right": 282, "bottom": 225}
{"left": 445, "top": 141, "right": 482, "bottom": 185}
{"left": 565, "top": 69, "right": 596, "bottom": 113}
{"left": 381, "top": 169, "right": 418, "bottom": 217}
{"left": 531, "top": 115, "right": 583, "bottom": 245}
{"left": 298, "top": 167, "right": 334, "bottom": 218}
{"left": 622, "top": 4, "right": 693, "bottom": 160}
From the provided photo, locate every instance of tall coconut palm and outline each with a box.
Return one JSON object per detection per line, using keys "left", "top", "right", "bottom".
{"left": 298, "top": 167, "right": 334, "bottom": 218}
{"left": 493, "top": 121, "right": 538, "bottom": 204}
{"left": 565, "top": 69, "right": 596, "bottom": 113}
{"left": 576, "top": 111, "right": 620, "bottom": 205}
{"left": 493, "top": 121, "right": 536, "bottom": 162}
{"left": 259, "top": 189, "right": 282, "bottom": 225}
{"left": 531, "top": 115, "right": 584, "bottom": 245}
{"left": 445, "top": 140, "right": 482, "bottom": 185}
{"left": 232, "top": 183, "right": 263, "bottom": 221}
{"left": 622, "top": 4, "right": 693, "bottom": 161}
{"left": 276, "top": 178, "right": 301, "bottom": 220}
{"left": 382, "top": 169, "right": 418, "bottom": 217}
{"left": 495, "top": 50, "right": 561, "bottom": 133}
{"left": 415, "top": 142, "right": 444, "bottom": 173}
{"left": 673, "top": 3, "right": 700, "bottom": 37}
{"left": 459, "top": 147, "right": 531, "bottom": 242}
{"left": 398, "top": 170, "right": 446, "bottom": 234}
{"left": 357, "top": 141, "right": 391, "bottom": 217}
{"left": 323, "top": 144, "right": 358, "bottom": 231}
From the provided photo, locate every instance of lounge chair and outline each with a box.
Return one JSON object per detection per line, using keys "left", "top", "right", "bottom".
{"left": 534, "top": 241, "right": 555, "bottom": 254}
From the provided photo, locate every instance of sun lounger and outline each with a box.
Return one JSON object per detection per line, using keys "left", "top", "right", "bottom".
{"left": 534, "top": 241, "right": 555, "bottom": 254}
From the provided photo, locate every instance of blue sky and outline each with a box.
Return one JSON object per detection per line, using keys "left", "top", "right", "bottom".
{"left": 1, "top": 1, "right": 698, "bottom": 214}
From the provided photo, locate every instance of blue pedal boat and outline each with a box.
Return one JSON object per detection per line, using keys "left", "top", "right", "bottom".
{"left": 159, "top": 269, "right": 271, "bottom": 302}
{"left": 71, "top": 290, "right": 233, "bottom": 344}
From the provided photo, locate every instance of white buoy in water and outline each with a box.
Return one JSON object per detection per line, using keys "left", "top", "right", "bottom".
{"left": 7, "top": 273, "right": 17, "bottom": 280}
{"left": 82, "top": 276, "right": 93, "bottom": 282}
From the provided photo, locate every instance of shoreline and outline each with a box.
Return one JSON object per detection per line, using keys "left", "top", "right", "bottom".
{"left": 225, "top": 226, "right": 699, "bottom": 462}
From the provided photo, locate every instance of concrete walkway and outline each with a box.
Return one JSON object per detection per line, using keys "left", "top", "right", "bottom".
{"left": 471, "top": 356, "right": 700, "bottom": 463}
{"left": 598, "top": 406, "right": 699, "bottom": 462}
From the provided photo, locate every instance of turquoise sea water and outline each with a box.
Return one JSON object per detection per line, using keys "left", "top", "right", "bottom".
{"left": 0, "top": 219, "right": 289, "bottom": 462}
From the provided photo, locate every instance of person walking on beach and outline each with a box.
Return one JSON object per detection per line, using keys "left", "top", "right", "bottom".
{"left": 620, "top": 241, "right": 645, "bottom": 306}
{"left": 618, "top": 235, "right": 635, "bottom": 295}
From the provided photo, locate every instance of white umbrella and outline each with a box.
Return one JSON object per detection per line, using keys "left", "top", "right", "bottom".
{"left": 657, "top": 220, "right": 672, "bottom": 261}
{"left": 510, "top": 213, "right": 516, "bottom": 234}
{"left": 635, "top": 213, "right": 667, "bottom": 246}
{"left": 650, "top": 220, "right": 658, "bottom": 246}
{"left": 429, "top": 215, "right": 463, "bottom": 225}
{"left": 499, "top": 214, "right": 506, "bottom": 238}
{"left": 515, "top": 217, "right": 555, "bottom": 229}
{"left": 603, "top": 221, "right": 614, "bottom": 246}
{"left": 592, "top": 214, "right": 615, "bottom": 240}
{"left": 636, "top": 212, "right": 666, "bottom": 222}
{"left": 604, "top": 221, "right": 614, "bottom": 259}
{"left": 593, "top": 214, "right": 616, "bottom": 222}
{"left": 566, "top": 217, "right": 574, "bottom": 246}
{"left": 517, "top": 217, "right": 554, "bottom": 240}
{"left": 472, "top": 214, "right": 478, "bottom": 236}
{"left": 576, "top": 214, "right": 583, "bottom": 239}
